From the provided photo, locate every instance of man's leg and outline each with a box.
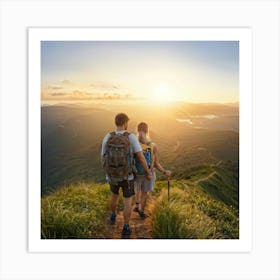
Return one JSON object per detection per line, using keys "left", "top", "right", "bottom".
{"left": 123, "top": 196, "right": 132, "bottom": 224}
{"left": 109, "top": 192, "right": 118, "bottom": 224}
{"left": 121, "top": 180, "right": 134, "bottom": 236}
{"left": 110, "top": 192, "right": 118, "bottom": 213}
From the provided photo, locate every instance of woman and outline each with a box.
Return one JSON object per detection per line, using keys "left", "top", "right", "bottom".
{"left": 133, "top": 122, "right": 172, "bottom": 218}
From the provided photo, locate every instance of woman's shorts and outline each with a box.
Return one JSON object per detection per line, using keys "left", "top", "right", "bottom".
{"left": 135, "top": 171, "right": 156, "bottom": 192}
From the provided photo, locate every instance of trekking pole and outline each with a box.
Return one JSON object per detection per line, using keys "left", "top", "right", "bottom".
{"left": 168, "top": 179, "right": 170, "bottom": 202}
{"left": 167, "top": 178, "right": 170, "bottom": 238}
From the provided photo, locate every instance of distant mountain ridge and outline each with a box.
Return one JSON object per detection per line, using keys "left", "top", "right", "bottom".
{"left": 41, "top": 102, "right": 239, "bottom": 196}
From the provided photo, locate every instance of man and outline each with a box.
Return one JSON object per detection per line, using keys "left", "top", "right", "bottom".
{"left": 101, "top": 113, "right": 152, "bottom": 237}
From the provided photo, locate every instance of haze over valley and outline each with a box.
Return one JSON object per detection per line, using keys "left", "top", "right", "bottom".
{"left": 41, "top": 101, "right": 239, "bottom": 200}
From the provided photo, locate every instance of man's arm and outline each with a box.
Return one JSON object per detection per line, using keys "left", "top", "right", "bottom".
{"left": 135, "top": 151, "right": 152, "bottom": 180}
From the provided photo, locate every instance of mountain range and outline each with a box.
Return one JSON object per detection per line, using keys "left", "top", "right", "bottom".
{"left": 41, "top": 102, "right": 239, "bottom": 197}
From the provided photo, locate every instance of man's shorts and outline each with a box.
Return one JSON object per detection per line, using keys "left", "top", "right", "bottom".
{"left": 109, "top": 180, "right": 135, "bottom": 198}
{"left": 135, "top": 171, "right": 156, "bottom": 192}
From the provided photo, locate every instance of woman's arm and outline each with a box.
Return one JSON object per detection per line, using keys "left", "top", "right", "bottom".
{"left": 153, "top": 144, "right": 172, "bottom": 177}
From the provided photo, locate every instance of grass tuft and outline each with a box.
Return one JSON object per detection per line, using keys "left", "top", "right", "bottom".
{"left": 151, "top": 183, "right": 239, "bottom": 239}
{"left": 41, "top": 183, "right": 110, "bottom": 239}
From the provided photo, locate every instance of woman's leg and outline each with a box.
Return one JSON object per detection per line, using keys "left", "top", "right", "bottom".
{"left": 135, "top": 188, "right": 141, "bottom": 208}
{"left": 140, "top": 190, "right": 148, "bottom": 212}
{"left": 134, "top": 177, "right": 141, "bottom": 211}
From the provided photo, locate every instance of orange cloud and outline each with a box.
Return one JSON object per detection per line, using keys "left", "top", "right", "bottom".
{"left": 41, "top": 90, "right": 132, "bottom": 101}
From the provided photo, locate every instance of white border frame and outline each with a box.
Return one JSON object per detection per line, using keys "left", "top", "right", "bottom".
{"left": 28, "top": 27, "right": 252, "bottom": 253}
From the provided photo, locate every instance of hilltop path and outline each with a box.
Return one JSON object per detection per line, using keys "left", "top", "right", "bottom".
{"left": 194, "top": 171, "right": 216, "bottom": 185}
{"left": 104, "top": 165, "right": 221, "bottom": 239}
{"left": 192, "top": 161, "right": 222, "bottom": 185}
{"left": 105, "top": 197, "right": 154, "bottom": 239}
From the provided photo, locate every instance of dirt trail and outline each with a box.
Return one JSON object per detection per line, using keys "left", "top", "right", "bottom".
{"left": 188, "top": 161, "right": 221, "bottom": 186}
{"left": 105, "top": 197, "right": 154, "bottom": 239}
{"left": 183, "top": 167, "right": 219, "bottom": 191}
{"left": 104, "top": 167, "right": 219, "bottom": 239}
{"left": 194, "top": 171, "right": 216, "bottom": 185}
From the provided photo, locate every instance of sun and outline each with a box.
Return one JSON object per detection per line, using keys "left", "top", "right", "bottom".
{"left": 150, "top": 83, "right": 174, "bottom": 104}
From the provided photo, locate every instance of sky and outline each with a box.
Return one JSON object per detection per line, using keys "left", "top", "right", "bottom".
{"left": 41, "top": 41, "right": 239, "bottom": 104}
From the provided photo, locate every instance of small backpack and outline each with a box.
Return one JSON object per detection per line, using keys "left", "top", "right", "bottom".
{"left": 104, "top": 132, "right": 132, "bottom": 182}
{"left": 135, "top": 142, "right": 154, "bottom": 175}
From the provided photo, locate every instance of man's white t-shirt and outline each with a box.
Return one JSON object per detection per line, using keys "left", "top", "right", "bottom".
{"left": 101, "top": 130, "right": 142, "bottom": 181}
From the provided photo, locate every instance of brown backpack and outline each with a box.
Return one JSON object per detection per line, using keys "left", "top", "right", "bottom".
{"left": 104, "top": 132, "right": 132, "bottom": 182}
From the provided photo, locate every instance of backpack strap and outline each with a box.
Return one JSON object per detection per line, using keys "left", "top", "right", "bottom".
{"left": 118, "top": 131, "right": 131, "bottom": 157}
{"left": 149, "top": 142, "right": 155, "bottom": 170}
{"left": 123, "top": 131, "right": 136, "bottom": 174}
{"left": 110, "top": 131, "right": 130, "bottom": 137}
{"left": 116, "top": 131, "right": 133, "bottom": 174}
{"left": 141, "top": 141, "right": 154, "bottom": 170}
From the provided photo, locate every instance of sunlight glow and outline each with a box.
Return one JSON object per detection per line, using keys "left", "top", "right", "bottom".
{"left": 150, "top": 83, "right": 175, "bottom": 104}
{"left": 41, "top": 41, "right": 239, "bottom": 104}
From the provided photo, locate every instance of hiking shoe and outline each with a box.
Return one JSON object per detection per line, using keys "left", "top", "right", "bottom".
{"left": 138, "top": 210, "right": 147, "bottom": 219}
{"left": 133, "top": 203, "right": 140, "bottom": 212}
{"left": 133, "top": 206, "right": 139, "bottom": 212}
{"left": 121, "top": 224, "right": 132, "bottom": 236}
{"left": 110, "top": 212, "right": 116, "bottom": 224}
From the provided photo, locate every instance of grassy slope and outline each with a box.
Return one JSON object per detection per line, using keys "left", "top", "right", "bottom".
{"left": 151, "top": 179, "right": 239, "bottom": 239}
{"left": 41, "top": 164, "right": 239, "bottom": 239}
{"left": 40, "top": 104, "right": 239, "bottom": 238}
{"left": 41, "top": 183, "right": 110, "bottom": 239}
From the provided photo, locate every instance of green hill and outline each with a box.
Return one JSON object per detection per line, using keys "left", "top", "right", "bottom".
{"left": 41, "top": 164, "right": 239, "bottom": 239}
{"left": 41, "top": 103, "right": 239, "bottom": 196}
{"left": 40, "top": 102, "right": 239, "bottom": 239}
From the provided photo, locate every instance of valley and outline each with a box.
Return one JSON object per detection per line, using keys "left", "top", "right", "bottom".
{"left": 41, "top": 102, "right": 239, "bottom": 196}
{"left": 41, "top": 101, "right": 239, "bottom": 239}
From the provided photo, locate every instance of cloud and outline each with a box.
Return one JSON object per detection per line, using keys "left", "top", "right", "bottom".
{"left": 41, "top": 84, "right": 134, "bottom": 101}
{"left": 72, "top": 90, "right": 93, "bottom": 99}
{"left": 90, "top": 82, "right": 120, "bottom": 92}
{"left": 60, "top": 79, "right": 72, "bottom": 85}
{"left": 48, "top": 86, "right": 64, "bottom": 90}
{"left": 51, "top": 93, "right": 67, "bottom": 96}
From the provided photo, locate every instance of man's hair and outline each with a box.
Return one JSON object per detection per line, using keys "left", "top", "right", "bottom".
{"left": 115, "top": 113, "right": 129, "bottom": 126}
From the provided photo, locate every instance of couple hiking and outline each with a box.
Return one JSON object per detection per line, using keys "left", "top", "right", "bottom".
{"left": 101, "top": 113, "right": 171, "bottom": 237}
